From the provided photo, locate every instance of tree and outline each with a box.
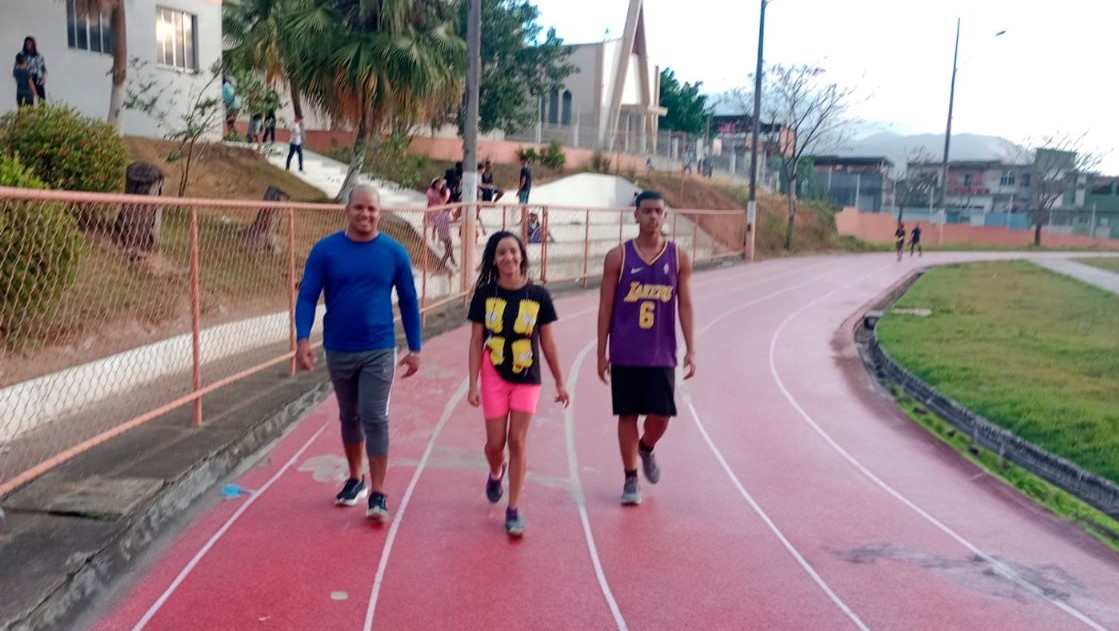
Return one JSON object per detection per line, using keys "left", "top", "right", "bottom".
{"left": 223, "top": 0, "right": 304, "bottom": 119}
{"left": 457, "top": 0, "right": 575, "bottom": 135}
{"left": 742, "top": 64, "right": 854, "bottom": 250}
{"left": 1023, "top": 134, "right": 1100, "bottom": 246}
{"left": 895, "top": 149, "right": 939, "bottom": 218}
{"left": 658, "top": 68, "right": 710, "bottom": 137}
{"left": 73, "top": 0, "right": 127, "bottom": 133}
{"left": 281, "top": 0, "right": 465, "bottom": 198}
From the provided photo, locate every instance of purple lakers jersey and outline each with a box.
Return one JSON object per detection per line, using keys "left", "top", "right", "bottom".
{"left": 609, "top": 239, "right": 678, "bottom": 367}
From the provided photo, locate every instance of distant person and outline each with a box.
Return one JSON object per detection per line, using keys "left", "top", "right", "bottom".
{"left": 517, "top": 156, "right": 532, "bottom": 204}
{"left": 645, "top": 157, "right": 655, "bottom": 174}
{"left": 294, "top": 184, "right": 422, "bottom": 524}
{"left": 525, "top": 211, "right": 553, "bottom": 244}
{"left": 19, "top": 37, "right": 46, "bottom": 101}
{"left": 221, "top": 76, "right": 240, "bottom": 136}
{"left": 248, "top": 113, "right": 263, "bottom": 144}
{"left": 466, "top": 231, "right": 569, "bottom": 537}
{"left": 263, "top": 109, "right": 277, "bottom": 144}
{"left": 12, "top": 53, "right": 35, "bottom": 107}
{"left": 895, "top": 222, "right": 906, "bottom": 262}
{"left": 480, "top": 160, "right": 504, "bottom": 203}
{"left": 909, "top": 225, "right": 923, "bottom": 257}
{"left": 286, "top": 115, "right": 304, "bottom": 172}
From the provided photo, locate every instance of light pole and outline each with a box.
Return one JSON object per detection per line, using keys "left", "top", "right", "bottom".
{"left": 461, "top": 0, "right": 481, "bottom": 291}
{"left": 937, "top": 18, "right": 961, "bottom": 215}
{"left": 938, "top": 22, "right": 1006, "bottom": 215}
{"left": 746, "top": 0, "right": 767, "bottom": 261}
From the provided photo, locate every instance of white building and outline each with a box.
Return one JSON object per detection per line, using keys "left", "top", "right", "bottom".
{"left": 0, "top": 0, "right": 223, "bottom": 138}
{"left": 537, "top": 0, "right": 665, "bottom": 153}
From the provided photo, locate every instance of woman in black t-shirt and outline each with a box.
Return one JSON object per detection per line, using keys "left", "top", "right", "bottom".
{"left": 467, "top": 231, "right": 569, "bottom": 537}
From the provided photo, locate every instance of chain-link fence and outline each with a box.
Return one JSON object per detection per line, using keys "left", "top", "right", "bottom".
{"left": 0, "top": 186, "right": 744, "bottom": 496}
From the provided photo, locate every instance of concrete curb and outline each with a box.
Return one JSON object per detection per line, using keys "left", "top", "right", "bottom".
{"left": 2, "top": 379, "right": 332, "bottom": 631}
{"left": 856, "top": 269, "right": 1119, "bottom": 522}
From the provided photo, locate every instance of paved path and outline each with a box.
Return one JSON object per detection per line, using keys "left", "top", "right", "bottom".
{"left": 1034, "top": 258, "right": 1119, "bottom": 295}
{"left": 91, "top": 252, "right": 1119, "bottom": 631}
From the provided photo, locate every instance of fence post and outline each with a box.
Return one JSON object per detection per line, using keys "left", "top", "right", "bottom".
{"left": 462, "top": 203, "right": 477, "bottom": 305}
{"left": 583, "top": 209, "right": 590, "bottom": 287}
{"left": 672, "top": 211, "right": 678, "bottom": 242}
{"left": 541, "top": 206, "right": 550, "bottom": 285}
{"left": 287, "top": 206, "right": 296, "bottom": 377}
{"left": 618, "top": 209, "right": 624, "bottom": 245}
{"left": 189, "top": 204, "right": 203, "bottom": 427}
{"left": 421, "top": 209, "right": 429, "bottom": 325}
{"left": 691, "top": 211, "right": 699, "bottom": 264}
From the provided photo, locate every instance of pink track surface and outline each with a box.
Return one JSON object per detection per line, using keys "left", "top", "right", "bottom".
{"left": 94, "top": 253, "right": 1119, "bottom": 631}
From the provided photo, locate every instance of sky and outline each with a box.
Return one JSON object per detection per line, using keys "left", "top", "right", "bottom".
{"left": 529, "top": 0, "right": 1118, "bottom": 174}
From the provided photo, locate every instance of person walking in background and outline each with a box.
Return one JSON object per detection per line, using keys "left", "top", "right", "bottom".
{"left": 286, "top": 115, "right": 304, "bottom": 172}
{"left": 467, "top": 231, "right": 568, "bottom": 536}
{"left": 427, "top": 178, "right": 456, "bottom": 272}
{"left": 263, "top": 109, "right": 277, "bottom": 144}
{"left": 12, "top": 53, "right": 36, "bottom": 107}
{"left": 597, "top": 190, "right": 696, "bottom": 506}
{"left": 294, "top": 184, "right": 422, "bottom": 524}
{"left": 19, "top": 37, "right": 46, "bottom": 102}
{"left": 895, "top": 221, "right": 906, "bottom": 262}
{"left": 909, "top": 225, "right": 923, "bottom": 257}
{"left": 517, "top": 156, "right": 532, "bottom": 205}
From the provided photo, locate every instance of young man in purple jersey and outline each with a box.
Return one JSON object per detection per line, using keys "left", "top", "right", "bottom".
{"left": 597, "top": 190, "right": 696, "bottom": 505}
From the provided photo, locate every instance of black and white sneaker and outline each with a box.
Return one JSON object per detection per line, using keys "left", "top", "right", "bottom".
{"left": 335, "top": 477, "right": 368, "bottom": 506}
{"left": 367, "top": 491, "right": 390, "bottom": 523}
{"left": 486, "top": 463, "right": 507, "bottom": 504}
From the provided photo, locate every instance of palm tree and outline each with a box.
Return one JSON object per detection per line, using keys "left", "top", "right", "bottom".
{"left": 73, "top": 0, "right": 127, "bottom": 133}
{"left": 282, "top": 0, "right": 464, "bottom": 198}
{"left": 222, "top": 0, "right": 305, "bottom": 119}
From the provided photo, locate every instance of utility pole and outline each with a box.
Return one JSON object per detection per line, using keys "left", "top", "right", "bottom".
{"left": 937, "top": 18, "right": 961, "bottom": 215}
{"left": 746, "top": 0, "right": 766, "bottom": 261}
{"left": 461, "top": 0, "right": 481, "bottom": 291}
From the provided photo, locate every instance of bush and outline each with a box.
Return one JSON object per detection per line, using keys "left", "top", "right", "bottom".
{"left": 518, "top": 146, "right": 539, "bottom": 164}
{"left": 590, "top": 150, "right": 612, "bottom": 174}
{"left": 0, "top": 154, "right": 83, "bottom": 337}
{"left": 540, "top": 138, "right": 566, "bottom": 169}
{"left": 0, "top": 103, "right": 128, "bottom": 194}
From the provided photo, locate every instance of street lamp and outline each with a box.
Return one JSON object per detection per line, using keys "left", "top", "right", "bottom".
{"left": 937, "top": 21, "right": 1006, "bottom": 214}
{"left": 746, "top": 0, "right": 767, "bottom": 261}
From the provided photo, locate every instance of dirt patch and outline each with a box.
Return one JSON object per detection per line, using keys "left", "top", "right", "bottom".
{"left": 125, "top": 138, "right": 328, "bottom": 202}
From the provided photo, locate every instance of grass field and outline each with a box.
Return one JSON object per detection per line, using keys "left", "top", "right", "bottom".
{"left": 876, "top": 261, "right": 1119, "bottom": 485}
{"left": 1075, "top": 256, "right": 1119, "bottom": 274}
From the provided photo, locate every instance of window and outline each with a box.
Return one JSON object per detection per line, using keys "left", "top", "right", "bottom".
{"left": 1021, "top": 173, "right": 1031, "bottom": 188}
{"left": 547, "top": 89, "right": 559, "bottom": 125}
{"left": 66, "top": 0, "right": 113, "bottom": 54}
{"left": 561, "top": 90, "right": 572, "bottom": 126}
{"left": 999, "top": 170, "right": 1016, "bottom": 186}
{"left": 963, "top": 174, "right": 974, "bottom": 186}
{"left": 156, "top": 7, "right": 198, "bottom": 71}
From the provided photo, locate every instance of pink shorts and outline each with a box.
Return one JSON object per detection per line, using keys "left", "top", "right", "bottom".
{"left": 481, "top": 354, "right": 542, "bottom": 419}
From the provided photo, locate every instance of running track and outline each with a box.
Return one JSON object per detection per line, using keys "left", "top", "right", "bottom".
{"left": 93, "top": 253, "right": 1119, "bottom": 631}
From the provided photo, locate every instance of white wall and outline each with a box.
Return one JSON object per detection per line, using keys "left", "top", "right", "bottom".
{"left": 0, "top": 0, "right": 222, "bottom": 141}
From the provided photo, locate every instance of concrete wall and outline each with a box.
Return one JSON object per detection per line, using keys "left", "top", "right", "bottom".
{"left": 836, "top": 207, "right": 1119, "bottom": 250}
{"left": 0, "top": 0, "right": 223, "bottom": 139}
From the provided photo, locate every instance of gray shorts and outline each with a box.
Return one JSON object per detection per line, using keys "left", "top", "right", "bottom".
{"left": 326, "top": 349, "right": 395, "bottom": 458}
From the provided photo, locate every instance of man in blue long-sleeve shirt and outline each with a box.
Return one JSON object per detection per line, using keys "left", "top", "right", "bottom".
{"left": 295, "top": 184, "right": 422, "bottom": 523}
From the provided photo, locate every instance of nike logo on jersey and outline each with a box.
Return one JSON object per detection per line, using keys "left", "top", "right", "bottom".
{"left": 630, "top": 267, "right": 644, "bottom": 274}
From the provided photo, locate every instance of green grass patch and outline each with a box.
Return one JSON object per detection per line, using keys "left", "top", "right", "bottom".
{"left": 1075, "top": 257, "right": 1119, "bottom": 274}
{"left": 894, "top": 395, "right": 1119, "bottom": 552}
{"left": 876, "top": 261, "right": 1119, "bottom": 485}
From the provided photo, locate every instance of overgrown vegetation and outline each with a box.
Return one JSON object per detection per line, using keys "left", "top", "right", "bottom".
{"left": 0, "top": 104, "right": 128, "bottom": 196}
{"left": 0, "top": 154, "right": 82, "bottom": 339}
{"left": 877, "top": 261, "right": 1119, "bottom": 485}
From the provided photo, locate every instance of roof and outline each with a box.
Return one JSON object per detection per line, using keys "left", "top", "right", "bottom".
{"left": 811, "top": 155, "right": 894, "bottom": 168}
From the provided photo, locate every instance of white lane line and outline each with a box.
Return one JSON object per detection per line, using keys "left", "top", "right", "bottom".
{"left": 132, "top": 421, "right": 332, "bottom": 631}
{"left": 767, "top": 275, "right": 1110, "bottom": 631}
{"left": 565, "top": 342, "right": 629, "bottom": 631}
{"left": 363, "top": 378, "right": 469, "bottom": 631}
{"left": 682, "top": 393, "right": 870, "bottom": 631}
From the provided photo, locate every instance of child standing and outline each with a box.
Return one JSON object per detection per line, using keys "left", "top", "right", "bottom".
{"left": 467, "top": 231, "right": 569, "bottom": 537}
{"left": 12, "top": 54, "right": 35, "bottom": 108}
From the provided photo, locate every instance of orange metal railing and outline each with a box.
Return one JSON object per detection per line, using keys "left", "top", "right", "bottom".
{"left": 0, "top": 185, "right": 745, "bottom": 496}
